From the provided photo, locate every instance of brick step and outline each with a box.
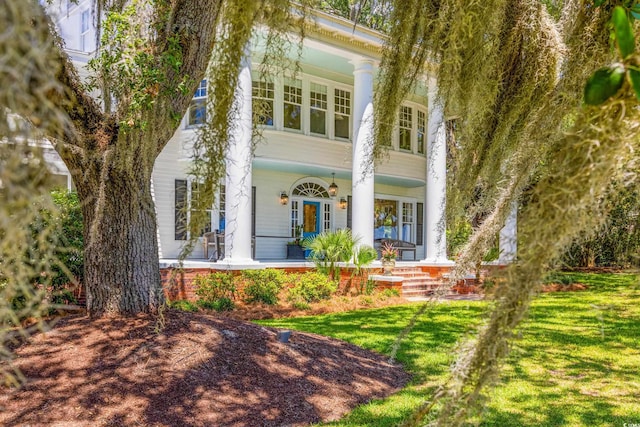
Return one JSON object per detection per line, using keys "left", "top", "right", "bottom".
{"left": 402, "top": 280, "right": 442, "bottom": 288}
{"left": 402, "top": 288, "right": 436, "bottom": 297}
{"left": 401, "top": 280, "right": 455, "bottom": 298}
{"left": 401, "top": 276, "right": 439, "bottom": 284}
{"left": 402, "top": 285, "right": 438, "bottom": 295}
{"left": 392, "top": 267, "right": 423, "bottom": 273}
{"left": 390, "top": 271, "right": 431, "bottom": 278}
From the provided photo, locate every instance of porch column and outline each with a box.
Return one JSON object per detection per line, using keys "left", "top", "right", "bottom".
{"left": 222, "top": 48, "right": 255, "bottom": 263}
{"left": 423, "top": 78, "right": 453, "bottom": 264}
{"left": 498, "top": 202, "right": 518, "bottom": 263}
{"left": 351, "top": 58, "right": 375, "bottom": 248}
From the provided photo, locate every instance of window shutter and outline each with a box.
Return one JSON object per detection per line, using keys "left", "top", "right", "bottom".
{"left": 416, "top": 202, "right": 424, "bottom": 246}
{"left": 252, "top": 186, "right": 256, "bottom": 237}
{"left": 346, "top": 195, "right": 352, "bottom": 230}
{"left": 175, "top": 179, "right": 188, "bottom": 240}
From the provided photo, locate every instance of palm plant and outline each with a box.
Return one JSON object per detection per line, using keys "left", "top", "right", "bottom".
{"left": 350, "top": 245, "right": 378, "bottom": 294}
{"left": 303, "top": 229, "right": 357, "bottom": 282}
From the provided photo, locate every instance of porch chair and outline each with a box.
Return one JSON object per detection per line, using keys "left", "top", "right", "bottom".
{"left": 203, "top": 232, "right": 218, "bottom": 260}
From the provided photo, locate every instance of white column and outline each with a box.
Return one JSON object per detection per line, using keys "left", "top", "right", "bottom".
{"left": 222, "top": 48, "right": 256, "bottom": 264}
{"left": 351, "top": 58, "right": 375, "bottom": 248}
{"left": 499, "top": 202, "right": 518, "bottom": 263}
{"left": 423, "top": 78, "right": 453, "bottom": 264}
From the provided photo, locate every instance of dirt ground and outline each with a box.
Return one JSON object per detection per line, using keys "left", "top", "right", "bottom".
{"left": 0, "top": 310, "right": 410, "bottom": 427}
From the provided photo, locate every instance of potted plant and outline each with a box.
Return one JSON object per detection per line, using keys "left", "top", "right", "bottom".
{"left": 380, "top": 242, "right": 398, "bottom": 276}
{"left": 287, "top": 225, "right": 305, "bottom": 259}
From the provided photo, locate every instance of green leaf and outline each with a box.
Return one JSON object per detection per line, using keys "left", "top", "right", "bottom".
{"left": 629, "top": 68, "right": 640, "bottom": 101}
{"left": 584, "top": 64, "right": 626, "bottom": 105}
{"left": 612, "top": 6, "right": 635, "bottom": 59}
{"left": 594, "top": 0, "right": 605, "bottom": 5}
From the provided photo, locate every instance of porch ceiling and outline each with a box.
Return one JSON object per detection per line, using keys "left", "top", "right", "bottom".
{"left": 252, "top": 157, "right": 425, "bottom": 188}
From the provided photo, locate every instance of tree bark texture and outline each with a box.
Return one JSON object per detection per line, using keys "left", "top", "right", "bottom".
{"left": 32, "top": 0, "right": 224, "bottom": 316}
{"left": 75, "top": 155, "right": 162, "bottom": 317}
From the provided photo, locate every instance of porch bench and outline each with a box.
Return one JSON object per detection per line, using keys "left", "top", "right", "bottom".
{"left": 374, "top": 238, "right": 417, "bottom": 260}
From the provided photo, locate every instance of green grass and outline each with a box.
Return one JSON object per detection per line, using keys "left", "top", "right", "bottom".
{"left": 257, "top": 273, "right": 640, "bottom": 426}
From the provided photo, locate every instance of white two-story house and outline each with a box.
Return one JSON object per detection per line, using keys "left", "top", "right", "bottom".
{"left": 48, "top": 1, "right": 517, "bottom": 267}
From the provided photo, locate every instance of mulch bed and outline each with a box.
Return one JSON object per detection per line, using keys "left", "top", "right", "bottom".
{"left": 226, "top": 294, "right": 409, "bottom": 321}
{"left": 0, "top": 310, "right": 410, "bottom": 427}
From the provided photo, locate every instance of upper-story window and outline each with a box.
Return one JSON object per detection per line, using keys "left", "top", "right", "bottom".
{"left": 310, "top": 83, "right": 327, "bottom": 135}
{"left": 188, "top": 79, "right": 207, "bottom": 126}
{"left": 80, "top": 9, "right": 91, "bottom": 51}
{"left": 283, "top": 79, "right": 302, "bottom": 131}
{"left": 417, "top": 109, "right": 426, "bottom": 154}
{"left": 252, "top": 80, "right": 274, "bottom": 126}
{"left": 399, "top": 106, "right": 413, "bottom": 151}
{"left": 334, "top": 88, "right": 351, "bottom": 140}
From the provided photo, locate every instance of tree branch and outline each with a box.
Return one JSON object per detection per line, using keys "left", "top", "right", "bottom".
{"left": 150, "top": 0, "right": 225, "bottom": 153}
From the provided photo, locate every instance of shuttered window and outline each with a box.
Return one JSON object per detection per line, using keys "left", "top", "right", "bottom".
{"left": 416, "top": 202, "right": 424, "bottom": 246}
{"left": 175, "top": 179, "right": 188, "bottom": 240}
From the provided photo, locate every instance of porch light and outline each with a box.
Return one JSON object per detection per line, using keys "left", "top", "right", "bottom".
{"left": 339, "top": 197, "right": 347, "bottom": 210}
{"left": 328, "top": 172, "right": 338, "bottom": 198}
{"left": 279, "top": 191, "right": 289, "bottom": 205}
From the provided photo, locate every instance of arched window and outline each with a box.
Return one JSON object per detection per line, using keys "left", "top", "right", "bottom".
{"left": 292, "top": 182, "right": 330, "bottom": 198}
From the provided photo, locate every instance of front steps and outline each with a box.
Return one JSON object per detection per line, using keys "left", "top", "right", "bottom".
{"left": 370, "top": 266, "right": 455, "bottom": 298}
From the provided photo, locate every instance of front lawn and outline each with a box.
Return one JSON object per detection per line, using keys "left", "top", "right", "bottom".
{"left": 258, "top": 273, "right": 640, "bottom": 426}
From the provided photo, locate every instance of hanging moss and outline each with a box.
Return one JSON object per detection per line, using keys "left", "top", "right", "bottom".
{"left": 182, "top": 0, "right": 315, "bottom": 258}
{"left": 377, "top": 1, "right": 640, "bottom": 425}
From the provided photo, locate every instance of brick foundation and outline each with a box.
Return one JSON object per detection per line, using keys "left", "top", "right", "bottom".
{"left": 161, "top": 264, "right": 459, "bottom": 302}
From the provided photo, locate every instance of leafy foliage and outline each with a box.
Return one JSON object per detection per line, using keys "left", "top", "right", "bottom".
{"left": 47, "top": 190, "right": 84, "bottom": 289}
{"left": 304, "top": 229, "right": 357, "bottom": 281}
{"left": 193, "top": 272, "right": 236, "bottom": 304}
{"left": 287, "top": 272, "right": 338, "bottom": 304}
{"left": 198, "top": 297, "right": 235, "bottom": 312}
{"left": 168, "top": 299, "right": 199, "bottom": 312}
{"left": 241, "top": 269, "right": 286, "bottom": 305}
{"left": 562, "top": 186, "right": 640, "bottom": 267}
{"left": 350, "top": 245, "right": 378, "bottom": 294}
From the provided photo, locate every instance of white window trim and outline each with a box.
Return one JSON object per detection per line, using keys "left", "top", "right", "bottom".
{"left": 80, "top": 9, "right": 91, "bottom": 52}
{"left": 176, "top": 178, "right": 224, "bottom": 239}
{"left": 252, "top": 67, "right": 353, "bottom": 142}
{"left": 185, "top": 79, "right": 208, "bottom": 129}
{"left": 374, "top": 193, "right": 419, "bottom": 244}
{"left": 282, "top": 77, "right": 303, "bottom": 134}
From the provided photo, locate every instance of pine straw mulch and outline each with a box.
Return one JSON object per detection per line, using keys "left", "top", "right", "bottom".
{"left": 0, "top": 309, "right": 410, "bottom": 427}
{"left": 226, "top": 294, "right": 410, "bottom": 321}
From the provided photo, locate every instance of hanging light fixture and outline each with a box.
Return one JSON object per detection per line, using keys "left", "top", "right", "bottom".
{"left": 328, "top": 172, "right": 338, "bottom": 198}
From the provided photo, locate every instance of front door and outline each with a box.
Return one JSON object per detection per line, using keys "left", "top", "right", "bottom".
{"left": 303, "top": 201, "right": 321, "bottom": 257}
{"left": 303, "top": 201, "right": 321, "bottom": 239}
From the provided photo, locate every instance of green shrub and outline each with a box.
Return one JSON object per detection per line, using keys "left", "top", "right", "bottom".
{"left": 292, "top": 301, "right": 311, "bottom": 310}
{"left": 198, "top": 297, "right": 235, "bottom": 312}
{"left": 169, "top": 300, "right": 199, "bottom": 312}
{"left": 242, "top": 269, "right": 286, "bottom": 305}
{"left": 543, "top": 272, "right": 577, "bottom": 285}
{"left": 364, "top": 278, "right": 377, "bottom": 295}
{"left": 193, "top": 272, "right": 236, "bottom": 303}
{"left": 287, "top": 272, "right": 337, "bottom": 304}
{"left": 49, "top": 288, "right": 78, "bottom": 306}
{"left": 31, "top": 190, "right": 84, "bottom": 307}
{"left": 380, "top": 288, "right": 400, "bottom": 298}
{"left": 49, "top": 190, "right": 84, "bottom": 289}
{"left": 359, "top": 295, "right": 373, "bottom": 305}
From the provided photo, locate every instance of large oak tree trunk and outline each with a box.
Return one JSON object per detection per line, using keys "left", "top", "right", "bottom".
{"left": 76, "top": 160, "right": 163, "bottom": 317}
